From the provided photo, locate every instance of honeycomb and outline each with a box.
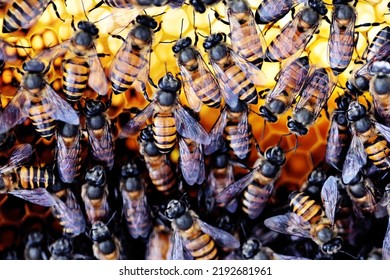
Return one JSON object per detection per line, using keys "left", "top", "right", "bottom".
{"left": 0, "top": 0, "right": 389, "bottom": 259}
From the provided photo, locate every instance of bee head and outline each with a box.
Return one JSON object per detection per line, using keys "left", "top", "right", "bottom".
{"left": 335, "top": 93, "right": 353, "bottom": 111}
{"left": 78, "top": 21, "right": 99, "bottom": 36}
{"left": 58, "top": 122, "right": 79, "bottom": 137}
{"left": 265, "top": 145, "right": 286, "bottom": 166}
{"left": 212, "top": 152, "right": 229, "bottom": 169}
{"left": 229, "top": 0, "right": 249, "bottom": 14}
{"left": 189, "top": 0, "right": 206, "bottom": 13}
{"left": 301, "top": 7, "right": 320, "bottom": 27}
{"left": 321, "top": 237, "right": 343, "bottom": 255}
{"left": 172, "top": 37, "right": 192, "bottom": 53}
{"left": 241, "top": 238, "right": 261, "bottom": 259}
{"left": 165, "top": 199, "right": 187, "bottom": 220}
{"left": 308, "top": 0, "right": 327, "bottom": 16}
{"left": 121, "top": 161, "right": 141, "bottom": 177}
{"left": 84, "top": 99, "right": 106, "bottom": 117}
{"left": 308, "top": 168, "right": 327, "bottom": 185}
{"left": 136, "top": 15, "right": 158, "bottom": 30}
{"left": 334, "top": 3, "right": 354, "bottom": 21}
{"left": 49, "top": 237, "right": 72, "bottom": 256}
{"left": 346, "top": 101, "right": 366, "bottom": 122}
{"left": 152, "top": 0, "right": 169, "bottom": 6}
{"left": 22, "top": 59, "right": 46, "bottom": 73}
{"left": 203, "top": 33, "right": 225, "bottom": 50}
{"left": 85, "top": 165, "right": 106, "bottom": 187}
{"left": 259, "top": 106, "right": 278, "bottom": 123}
{"left": 26, "top": 231, "right": 44, "bottom": 245}
{"left": 349, "top": 75, "right": 369, "bottom": 92}
{"left": 158, "top": 72, "right": 181, "bottom": 92}
{"left": 90, "top": 221, "right": 110, "bottom": 242}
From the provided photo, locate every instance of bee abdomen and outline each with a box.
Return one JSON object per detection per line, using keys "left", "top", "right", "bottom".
{"left": 29, "top": 102, "right": 56, "bottom": 139}
{"left": 152, "top": 113, "right": 176, "bottom": 153}
{"left": 146, "top": 158, "right": 177, "bottom": 196}
{"left": 225, "top": 122, "right": 252, "bottom": 159}
{"left": 242, "top": 182, "right": 271, "bottom": 219}
{"left": 183, "top": 224, "right": 218, "bottom": 260}
{"left": 63, "top": 58, "right": 90, "bottom": 102}
{"left": 364, "top": 136, "right": 390, "bottom": 170}
{"left": 289, "top": 192, "right": 322, "bottom": 224}
{"left": 16, "top": 166, "right": 55, "bottom": 189}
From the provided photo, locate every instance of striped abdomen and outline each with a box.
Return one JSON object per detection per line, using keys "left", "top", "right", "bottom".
{"left": 62, "top": 56, "right": 90, "bottom": 102}
{"left": 101, "top": 0, "right": 136, "bottom": 8}
{"left": 181, "top": 221, "right": 218, "bottom": 260}
{"left": 110, "top": 43, "right": 149, "bottom": 95}
{"left": 364, "top": 26, "right": 390, "bottom": 62}
{"left": 56, "top": 133, "right": 82, "bottom": 183}
{"left": 372, "top": 90, "right": 390, "bottom": 125}
{"left": 2, "top": 0, "right": 48, "bottom": 33}
{"left": 29, "top": 99, "right": 56, "bottom": 139}
{"left": 224, "top": 114, "right": 252, "bottom": 159}
{"left": 87, "top": 122, "right": 115, "bottom": 171}
{"left": 289, "top": 191, "right": 323, "bottom": 224}
{"left": 15, "top": 166, "right": 55, "bottom": 189}
{"left": 144, "top": 155, "right": 177, "bottom": 196}
{"left": 242, "top": 182, "right": 273, "bottom": 219}
{"left": 364, "top": 134, "right": 390, "bottom": 170}
{"left": 152, "top": 112, "right": 176, "bottom": 153}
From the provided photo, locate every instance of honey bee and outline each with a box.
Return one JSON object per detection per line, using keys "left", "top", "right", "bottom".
{"left": 325, "top": 93, "right": 353, "bottom": 171}
{"left": 165, "top": 199, "right": 240, "bottom": 260}
{"left": 2, "top": 0, "right": 63, "bottom": 33}
{"left": 259, "top": 55, "right": 310, "bottom": 123}
{"left": 36, "top": 20, "right": 108, "bottom": 102}
{"left": 137, "top": 126, "right": 178, "bottom": 197}
{"left": 217, "top": 145, "right": 286, "bottom": 219}
{"left": 0, "top": 59, "right": 80, "bottom": 139}
{"left": 110, "top": 15, "right": 159, "bottom": 99}
{"left": 0, "top": 144, "right": 57, "bottom": 192}
{"left": 179, "top": 137, "right": 205, "bottom": 186}
{"left": 203, "top": 33, "right": 266, "bottom": 107}
{"left": 119, "top": 72, "right": 210, "bottom": 153}
{"left": 49, "top": 237, "right": 73, "bottom": 260}
{"left": 255, "top": 0, "right": 305, "bottom": 24}
{"left": 287, "top": 67, "right": 337, "bottom": 136}
{"left": 84, "top": 99, "right": 115, "bottom": 171}
{"left": 265, "top": 176, "right": 343, "bottom": 255}
{"left": 55, "top": 121, "right": 82, "bottom": 184}
{"left": 90, "top": 220, "right": 121, "bottom": 260}
{"left": 369, "top": 61, "right": 390, "bottom": 125}
{"left": 362, "top": 26, "right": 390, "bottom": 63}
{"left": 24, "top": 231, "right": 48, "bottom": 260}
{"left": 204, "top": 101, "right": 252, "bottom": 160}
{"left": 265, "top": 3, "right": 327, "bottom": 62}
{"left": 120, "top": 160, "right": 152, "bottom": 239}
{"left": 300, "top": 166, "right": 327, "bottom": 203}
{"left": 10, "top": 187, "right": 86, "bottom": 237}
{"left": 225, "top": 0, "right": 267, "bottom": 69}
{"left": 173, "top": 36, "right": 221, "bottom": 112}
{"left": 328, "top": 1, "right": 357, "bottom": 75}
{"left": 81, "top": 165, "right": 110, "bottom": 225}
{"left": 342, "top": 100, "right": 390, "bottom": 184}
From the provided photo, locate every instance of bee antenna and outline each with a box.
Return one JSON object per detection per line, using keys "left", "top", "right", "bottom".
{"left": 106, "top": 211, "right": 118, "bottom": 226}
{"left": 80, "top": 0, "right": 89, "bottom": 21}
{"left": 179, "top": 18, "right": 184, "bottom": 39}
{"left": 92, "top": 13, "right": 113, "bottom": 25}
{"left": 208, "top": 13, "right": 212, "bottom": 34}
{"left": 339, "top": 250, "right": 357, "bottom": 260}
{"left": 260, "top": 119, "right": 266, "bottom": 143}
{"left": 240, "top": 222, "right": 248, "bottom": 241}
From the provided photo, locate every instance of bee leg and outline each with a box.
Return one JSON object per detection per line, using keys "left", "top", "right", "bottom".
{"left": 258, "top": 89, "right": 270, "bottom": 99}
{"left": 71, "top": 16, "right": 76, "bottom": 32}
{"left": 49, "top": 1, "right": 65, "bottom": 22}
{"left": 142, "top": 80, "right": 153, "bottom": 102}
{"left": 88, "top": 0, "right": 104, "bottom": 13}
{"left": 213, "top": 9, "right": 229, "bottom": 25}
{"left": 323, "top": 103, "right": 330, "bottom": 120}
{"left": 109, "top": 33, "right": 126, "bottom": 43}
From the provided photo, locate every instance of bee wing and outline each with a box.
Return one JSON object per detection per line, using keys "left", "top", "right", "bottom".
{"left": 87, "top": 48, "right": 108, "bottom": 96}
{"left": 180, "top": 65, "right": 202, "bottom": 113}
{"left": 56, "top": 131, "right": 81, "bottom": 183}
{"left": 0, "top": 144, "right": 33, "bottom": 173}
{"left": 174, "top": 103, "right": 210, "bottom": 145}
{"left": 41, "top": 84, "right": 80, "bottom": 125}
{"left": 383, "top": 219, "right": 390, "bottom": 260}
{"left": 119, "top": 102, "right": 154, "bottom": 137}
{"left": 35, "top": 41, "right": 70, "bottom": 64}
{"left": 216, "top": 168, "right": 255, "bottom": 205}
{"left": 203, "top": 106, "right": 228, "bottom": 155}
{"left": 210, "top": 60, "right": 239, "bottom": 108}
{"left": 375, "top": 122, "right": 390, "bottom": 143}
{"left": 321, "top": 175, "right": 338, "bottom": 225}
{"left": 0, "top": 88, "right": 30, "bottom": 134}
{"left": 9, "top": 188, "right": 55, "bottom": 207}
{"left": 87, "top": 118, "right": 114, "bottom": 163}
{"left": 264, "top": 213, "right": 311, "bottom": 239}
{"left": 342, "top": 134, "right": 366, "bottom": 184}
{"left": 0, "top": 39, "right": 18, "bottom": 65}
{"left": 229, "top": 49, "right": 267, "bottom": 86}
{"left": 179, "top": 138, "right": 205, "bottom": 186}
{"left": 167, "top": 230, "right": 192, "bottom": 260}
{"left": 325, "top": 116, "right": 343, "bottom": 170}
{"left": 237, "top": 105, "right": 249, "bottom": 135}
{"left": 197, "top": 218, "right": 240, "bottom": 249}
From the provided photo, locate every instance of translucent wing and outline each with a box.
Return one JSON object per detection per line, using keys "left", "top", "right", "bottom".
{"left": 237, "top": 105, "right": 249, "bottom": 135}
{"left": 174, "top": 103, "right": 210, "bottom": 145}
{"left": 0, "top": 39, "right": 18, "bottom": 66}
{"left": 0, "top": 144, "right": 33, "bottom": 173}
{"left": 321, "top": 175, "right": 338, "bottom": 225}
{"left": 325, "top": 115, "right": 345, "bottom": 171}
{"left": 119, "top": 102, "right": 154, "bottom": 137}
{"left": 383, "top": 218, "right": 390, "bottom": 260}
{"left": 375, "top": 122, "right": 390, "bottom": 143}
{"left": 197, "top": 218, "right": 240, "bottom": 249}
{"left": 167, "top": 230, "right": 191, "bottom": 260}
{"left": 87, "top": 48, "right": 108, "bottom": 96}
{"left": 210, "top": 60, "right": 239, "bottom": 108}
{"left": 56, "top": 130, "right": 81, "bottom": 183}
{"left": 203, "top": 106, "right": 228, "bottom": 155}
{"left": 256, "top": 0, "right": 305, "bottom": 24}
{"left": 0, "top": 88, "right": 30, "bottom": 134}
{"left": 264, "top": 213, "right": 311, "bottom": 239}
{"left": 41, "top": 84, "right": 80, "bottom": 125}
{"left": 216, "top": 168, "right": 256, "bottom": 205}
{"left": 181, "top": 68, "right": 202, "bottom": 113}
{"left": 9, "top": 188, "right": 55, "bottom": 207}
{"left": 35, "top": 41, "right": 70, "bottom": 64}
{"left": 342, "top": 134, "right": 366, "bottom": 184}
{"left": 179, "top": 138, "right": 205, "bottom": 186}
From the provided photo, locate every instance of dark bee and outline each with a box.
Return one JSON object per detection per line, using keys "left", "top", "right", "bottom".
{"left": 49, "top": 237, "right": 73, "bottom": 260}
{"left": 90, "top": 220, "right": 121, "bottom": 260}
{"left": 342, "top": 100, "right": 390, "bottom": 184}
{"left": 2, "top": 0, "right": 63, "bottom": 33}
{"left": 173, "top": 37, "right": 221, "bottom": 112}
{"left": 0, "top": 59, "right": 79, "bottom": 139}
{"left": 119, "top": 72, "right": 210, "bottom": 153}
{"left": 0, "top": 144, "right": 56, "bottom": 192}
{"left": 204, "top": 101, "right": 252, "bottom": 160}
{"left": 259, "top": 55, "right": 310, "bottom": 123}
{"left": 216, "top": 145, "right": 286, "bottom": 219}
{"left": 265, "top": 176, "right": 343, "bottom": 255}
{"left": 109, "top": 15, "right": 158, "bottom": 98}
{"left": 203, "top": 33, "right": 266, "bottom": 108}
{"left": 84, "top": 99, "right": 115, "bottom": 171}
{"left": 10, "top": 187, "right": 86, "bottom": 237}
{"left": 287, "top": 67, "right": 337, "bottom": 136}
{"left": 137, "top": 126, "right": 178, "bottom": 197}
{"left": 255, "top": 0, "right": 305, "bottom": 24}
{"left": 24, "top": 231, "right": 48, "bottom": 260}
{"left": 165, "top": 199, "right": 240, "bottom": 260}
{"left": 225, "top": 0, "right": 267, "bottom": 69}
{"left": 55, "top": 122, "right": 82, "bottom": 184}
{"left": 120, "top": 160, "right": 152, "bottom": 239}
{"left": 265, "top": 2, "right": 327, "bottom": 62}
{"left": 369, "top": 61, "right": 390, "bottom": 125}
{"left": 300, "top": 166, "right": 327, "bottom": 202}
{"left": 36, "top": 20, "right": 108, "bottom": 102}
{"left": 325, "top": 93, "right": 353, "bottom": 171}
{"left": 81, "top": 165, "right": 110, "bottom": 225}
{"left": 328, "top": 1, "right": 357, "bottom": 75}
